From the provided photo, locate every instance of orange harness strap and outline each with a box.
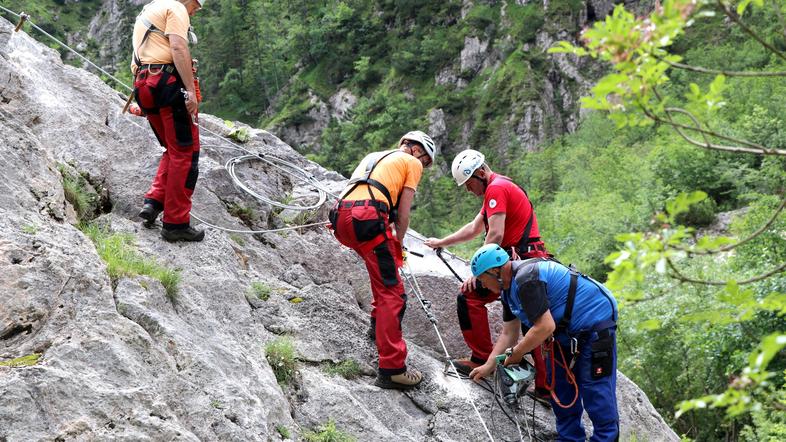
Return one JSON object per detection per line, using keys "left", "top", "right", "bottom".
{"left": 542, "top": 337, "right": 579, "bottom": 409}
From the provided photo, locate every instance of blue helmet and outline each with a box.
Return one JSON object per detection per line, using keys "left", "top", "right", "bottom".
{"left": 470, "top": 244, "right": 509, "bottom": 277}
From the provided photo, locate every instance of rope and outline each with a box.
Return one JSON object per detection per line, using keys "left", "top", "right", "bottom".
{"left": 400, "top": 261, "right": 495, "bottom": 442}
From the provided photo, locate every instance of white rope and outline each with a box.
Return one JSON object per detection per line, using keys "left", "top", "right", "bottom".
{"left": 400, "top": 262, "right": 495, "bottom": 442}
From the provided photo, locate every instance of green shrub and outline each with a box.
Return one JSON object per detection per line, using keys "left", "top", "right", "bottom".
{"left": 323, "top": 359, "right": 361, "bottom": 380}
{"left": 303, "top": 420, "right": 355, "bottom": 442}
{"left": 265, "top": 337, "right": 297, "bottom": 385}
{"left": 249, "top": 281, "right": 271, "bottom": 301}
{"left": 674, "top": 196, "right": 717, "bottom": 227}
{"left": 79, "top": 223, "right": 180, "bottom": 301}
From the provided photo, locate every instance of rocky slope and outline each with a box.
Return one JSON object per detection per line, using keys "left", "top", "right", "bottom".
{"left": 0, "top": 16, "right": 676, "bottom": 441}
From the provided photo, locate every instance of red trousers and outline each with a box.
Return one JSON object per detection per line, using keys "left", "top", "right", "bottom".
{"left": 134, "top": 68, "right": 200, "bottom": 227}
{"left": 457, "top": 248, "right": 551, "bottom": 393}
{"left": 331, "top": 201, "right": 408, "bottom": 376}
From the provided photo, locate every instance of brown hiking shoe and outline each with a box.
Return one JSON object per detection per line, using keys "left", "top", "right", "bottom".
{"left": 375, "top": 369, "right": 423, "bottom": 390}
{"left": 449, "top": 358, "right": 482, "bottom": 376}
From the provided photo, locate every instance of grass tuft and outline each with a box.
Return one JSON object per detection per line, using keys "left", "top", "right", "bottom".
{"left": 21, "top": 224, "right": 38, "bottom": 235}
{"left": 303, "top": 420, "right": 355, "bottom": 442}
{"left": 323, "top": 359, "right": 362, "bottom": 380}
{"left": 79, "top": 223, "right": 181, "bottom": 301}
{"left": 0, "top": 353, "right": 41, "bottom": 367}
{"left": 58, "top": 164, "right": 97, "bottom": 221}
{"left": 265, "top": 337, "right": 297, "bottom": 385}
{"left": 276, "top": 424, "right": 291, "bottom": 439}
{"left": 249, "top": 281, "right": 272, "bottom": 301}
{"left": 227, "top": 203, "right": 256, "bottom": 225}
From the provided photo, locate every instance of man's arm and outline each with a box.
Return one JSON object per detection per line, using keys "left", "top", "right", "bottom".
{"left": 424, "top": 213, "right": 484, "bottom": 249}
{"left": 469, "top": 318, "right": 521, "bottom": 381}
{"left": 505, "top": 310, "right": 555, "bottom": 365}
{"left": 394, "top": 187, "right": 416, "bottom": 240}
{"left": 169, "top": 34, "right": 197, "bottom": 114}
{"left": 485, "top": 212, "right": 506, "bottom": 245}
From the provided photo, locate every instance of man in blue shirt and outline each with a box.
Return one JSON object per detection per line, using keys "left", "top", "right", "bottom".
{"left": 467, "top": 244, "right": 619, "bottom": 441}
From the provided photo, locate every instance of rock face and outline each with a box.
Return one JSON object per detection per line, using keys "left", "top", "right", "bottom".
{"left": 0, "top": 17, "right": 677, "bottom": 442}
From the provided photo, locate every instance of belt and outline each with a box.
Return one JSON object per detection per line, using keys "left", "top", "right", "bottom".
{"left": 138, "top": 63, "right": 176, "bottom": 74}
{"left": 338, "top": 199, "right": 388, "bottom": 213}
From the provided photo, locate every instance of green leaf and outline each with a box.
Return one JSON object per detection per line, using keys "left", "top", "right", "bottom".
{"left": 638, "top": 319, "right": 662, "bottom": 331}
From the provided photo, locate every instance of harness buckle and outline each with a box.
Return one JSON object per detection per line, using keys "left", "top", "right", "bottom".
{"left": 570, "top": 337, "right": 578, "bottom": 355}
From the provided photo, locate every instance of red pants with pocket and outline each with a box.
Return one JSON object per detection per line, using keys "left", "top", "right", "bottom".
{"left": 134, "top": 67, "right": 200, "bottom": 228}
{"left": 457, "top": 247, "right": 551, "bottom": 393}
{"left": 331, "top": 200, "right": 408, "bottom": 376}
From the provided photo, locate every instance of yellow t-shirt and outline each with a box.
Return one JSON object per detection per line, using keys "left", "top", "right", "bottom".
{"left": 343, "top": 150, "right": 424, "bottom": 208}
{"left": 130, "top": 0, "right": 191, "bottom": 70}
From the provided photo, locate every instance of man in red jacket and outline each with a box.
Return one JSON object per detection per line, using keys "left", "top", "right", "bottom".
{"left": 425, "top": 149, "right": 551, "bottom": 403}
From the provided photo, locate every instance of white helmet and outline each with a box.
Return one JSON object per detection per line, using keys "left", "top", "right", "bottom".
{"left": 400, "top": 131, "right": 437, "bottom": 165}
{"left": 451, "top": 149, "right": 485, "bottom": 186}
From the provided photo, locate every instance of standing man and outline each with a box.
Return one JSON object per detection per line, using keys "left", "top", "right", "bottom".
{"left": 131, "top": 0, "right": 205, "bottom": 242}
{"left": 424, "top": 149, "right": 551, "bottom": 402}
{"left": 468, "top": 244, "right": 619, "bottom": 441}
{"left": 330, "top": 131, "right": 436, "bottom": 390}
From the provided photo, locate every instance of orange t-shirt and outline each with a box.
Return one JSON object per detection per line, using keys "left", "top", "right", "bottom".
{"left": 343, "top": 150, "right": 423, "bottom": 208}
{"left": 130, "top": 0, "right": 191, "bottom": 70}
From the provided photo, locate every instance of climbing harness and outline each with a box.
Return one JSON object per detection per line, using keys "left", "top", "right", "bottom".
{"left": 399, "top": 260, "right": 495, "bottom": 442}
{"left": 337, "top": 150, "right": 401, "bottom": 222}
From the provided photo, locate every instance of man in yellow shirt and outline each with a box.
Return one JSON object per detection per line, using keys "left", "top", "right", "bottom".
{"left": 131, "top": 0, "right": 204, "bottom": 242}
{"left": 329, "top": 131, "right": 436, "bottom": 389}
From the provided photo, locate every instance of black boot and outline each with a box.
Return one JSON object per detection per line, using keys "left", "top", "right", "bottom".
{"left": 161, "top": 225, "right": 205, "bottom": 242}
{"left": 138, "top": 199, "right": 163, "bottom": 228}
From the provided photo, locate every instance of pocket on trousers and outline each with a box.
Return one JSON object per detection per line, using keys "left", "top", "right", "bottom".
{"left": 171, "top": 101, "right": 194, "bottom": 146}
{"left": 351, "top": 205, "right": 385, "bottom": 242}
{"left": 590, "top": 333, "right": 614, "bottom": 379}
{"left": 373, "top": 242, "right": 399, "bottom": 287}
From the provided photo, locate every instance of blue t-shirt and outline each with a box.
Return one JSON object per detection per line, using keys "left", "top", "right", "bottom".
{"left": 501, "top": 259, "right": 617, "bottom": 333}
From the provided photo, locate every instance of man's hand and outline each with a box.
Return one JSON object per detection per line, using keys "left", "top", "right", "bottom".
{"left": 460, "top": 276, "right": 478, "bottom": 294}
{"left": 469, "top": 361, "right": 496, "bottom": 382}
{"left": 503, "top": 346, "right": 526, "bottom": 367}
{"left": 185, "top": 90, "right": 198, "bottom": 115}
{"left": 424, "top": 237, "right": 444, "bottom": 249}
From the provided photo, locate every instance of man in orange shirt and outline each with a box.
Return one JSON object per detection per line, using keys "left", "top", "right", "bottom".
{"left": 131, "top": 0, "right": 204, "bottom": 242}
{"left": 329, "top": 131, "right": 436, "bottom": 390}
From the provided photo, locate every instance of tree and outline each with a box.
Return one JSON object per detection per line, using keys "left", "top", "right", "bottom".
{"left": 551, "top": 0, "right": 786, "bottom": 434}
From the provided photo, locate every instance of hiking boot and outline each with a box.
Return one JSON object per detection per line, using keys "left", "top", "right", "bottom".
{"left": 161, "top": 226, "right": 205, "bottom": 242}
{"left": 375, "top": 369, "right": 423, "bottom": 390}
{"left": 449, "top": 358, "right": 482, "bottom": 376}
{"left": 526, "top": 383, "right": 552, "bottom": 408}
{"left": 138, "top": 200, "right": 163, "bottom": 227}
